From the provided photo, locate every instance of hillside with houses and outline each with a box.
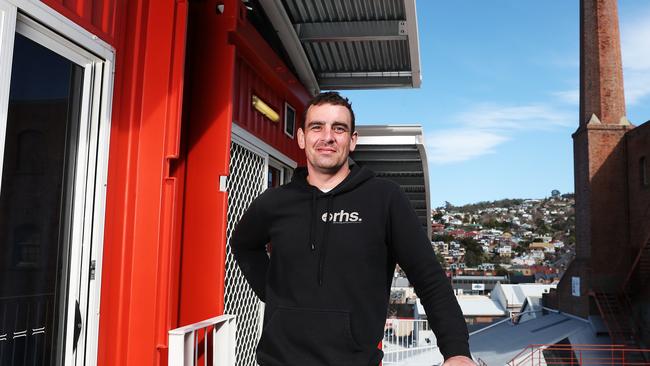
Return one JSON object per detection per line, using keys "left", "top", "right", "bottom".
{"left": 430, "top": 191, "right": 575, "bottom": 284}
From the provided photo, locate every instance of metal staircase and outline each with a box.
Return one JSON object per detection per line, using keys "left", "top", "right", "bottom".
{"left": 585, "top": 237, "right": 650, "bottom": 364}
{"left": 591, "top": 291, "right": 637, "bottom": 345}
{"left": 624, "top": 237, "right": 650, "bottom": 290}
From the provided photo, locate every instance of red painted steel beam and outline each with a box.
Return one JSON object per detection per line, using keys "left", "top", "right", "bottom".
{"left": 96, "top": 0, "right": 189, "bottom": 365}
{"left": 178, "top": 0, "right": 239, "bottom": 325}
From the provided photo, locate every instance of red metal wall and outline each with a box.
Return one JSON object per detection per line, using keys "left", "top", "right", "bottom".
{"left": 40, "top": 0, "right": 190, "bottom": 364}
{"left": 179, "top": 0, "right": 309, "bottom": 326}
{"left": 230, "top": 14, "right": 310, "bottom": 164}
{"left": 40, "top": 0, "right": 119, "bottom": 45}
{"left": 233, "top": 57, "right": 306, "bottom": 163}
{"left": 35, "top": 0, "right": 310, "bottom": 364}
{"left": 177, "top": 0, "right": 238, "bottom": 325}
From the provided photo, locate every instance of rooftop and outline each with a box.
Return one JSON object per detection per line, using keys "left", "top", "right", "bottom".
{"left": 470, "top": 312, "right": 596, "bottom": 365}
{"left": 455, "top": 295, "right": 506, "bottom": 317}
{"left": 258, "top": 0, "right": 421, "bottom": 94}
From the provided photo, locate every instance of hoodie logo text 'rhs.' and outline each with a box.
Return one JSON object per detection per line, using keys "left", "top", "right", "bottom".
{"left": 321, "top": 210, "right": 363, "bottom": 224}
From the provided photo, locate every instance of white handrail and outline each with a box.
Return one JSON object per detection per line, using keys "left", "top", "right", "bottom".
{"left": 383, "top": 318, "right": 442, "bottom": 365}
{"left": 168, "top": 314, "right": 236, "bottom": 366}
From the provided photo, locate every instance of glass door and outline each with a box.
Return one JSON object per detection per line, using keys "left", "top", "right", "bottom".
{"left": 0, "top": 4, "right": 112, "bottom": 365}
{"left": 0, "top": 29, "right": 85, "bottom": 365}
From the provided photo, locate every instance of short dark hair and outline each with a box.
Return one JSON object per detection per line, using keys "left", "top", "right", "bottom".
{"left": 303, "top": 91, "right": 355, "bottom": 132}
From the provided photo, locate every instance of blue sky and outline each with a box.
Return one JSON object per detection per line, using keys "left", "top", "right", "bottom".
{"left": 345, "top": 1, "right": 650, "bottom": 207}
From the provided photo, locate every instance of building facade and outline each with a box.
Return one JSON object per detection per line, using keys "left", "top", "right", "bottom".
{"left": 0, "top": 0, "right": 421, "bottom": 365}
{"left": 551, "top": 0, "right": 650, "bottom": 349}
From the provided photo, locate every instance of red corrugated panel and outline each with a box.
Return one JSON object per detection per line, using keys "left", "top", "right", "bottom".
{"left": 41, "top": 0, "right": 117, "bottom": 45}
{"left": 230, "top": 15, "right": 310, "bottom": 165}
{"left": 233, "top": 57, "right": 305, "bottom": 164}
{"left": 178, "top": 0, "right": 238, "bottom": 328}
{"left": 96, "top": 0, "right": 189, "bottom": 364}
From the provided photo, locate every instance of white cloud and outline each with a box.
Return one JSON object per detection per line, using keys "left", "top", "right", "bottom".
{"left": 427, "top": 103, "right": 572, "bottom": 164}
{"left": 621, "top": 7, "right": 650, "bottom": 105}
{"left": 624, "top": 70, "right": 650, "bottom": 105}
{"left": 427, "top": 130, "right": 508, "bottom": 164}
{"left": 552, "top": 89, "right": 579, "bottom": 105}
{"left": 456, "top": 103, "right": 573, "bottom": 130}
{"left": 621, "top": 13, "right": 650, "bottom": 72}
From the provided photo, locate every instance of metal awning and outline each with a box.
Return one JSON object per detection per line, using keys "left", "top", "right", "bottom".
{"left": 258, "top": 0, "right": 421, "bottom": 95}
{"left": 351, "top": 125, "right": 430, "bottom": 238}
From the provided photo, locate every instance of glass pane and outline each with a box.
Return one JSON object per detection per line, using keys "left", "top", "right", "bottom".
{"left": 0, "top": 32, "right": 83, "bottom": 365}
{"left": 268, "top": 166, "right": 281, "bottom": 188}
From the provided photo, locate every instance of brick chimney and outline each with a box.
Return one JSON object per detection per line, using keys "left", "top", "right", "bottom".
{"left": 557, "top": 0, "right": 634, "bottom": 317}
{"left": 580, "top": 0, "right": 627, "bottom": 126}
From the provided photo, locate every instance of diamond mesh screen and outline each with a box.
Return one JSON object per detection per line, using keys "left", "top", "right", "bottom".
{"left": 224, "top": 141, "right": 267, "bottom": 366}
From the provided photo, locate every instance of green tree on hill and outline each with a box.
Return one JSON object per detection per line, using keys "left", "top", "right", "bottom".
{"left": 460, "top": 237, "right": 485, "bottom": 267}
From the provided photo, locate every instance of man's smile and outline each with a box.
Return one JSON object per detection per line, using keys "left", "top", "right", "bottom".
{"left": 316, "top": 146, "right": 337, "bottom": 153}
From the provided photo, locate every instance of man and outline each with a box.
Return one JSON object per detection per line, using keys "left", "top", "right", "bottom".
{"left": 232, "top": 92, "right": 474, "bottom": 366}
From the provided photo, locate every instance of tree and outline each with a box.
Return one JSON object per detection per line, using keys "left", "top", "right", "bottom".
{"left": 435, "top": 252, "right": 446, "bottom": 266}
{"left": 432, "top": 234, "right": 454, "bottom": 243}
{"left": 495, "top": 265, "right": 509, "bottom": 276}
{"left": 459, "top": 237, "right": 485, "bottom": 267}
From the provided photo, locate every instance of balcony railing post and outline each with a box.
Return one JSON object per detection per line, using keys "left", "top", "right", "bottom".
{"left": 622, "top": 348, "right": 625, "bottom": 365}
{"left": 579, "top": 349, "right": 582, "bottom": 365}
{"left": 213, "top": 317, "right": 236, "bottom": 366}
{"left": 169, "top": 314, "right": 236, "bottom": 366}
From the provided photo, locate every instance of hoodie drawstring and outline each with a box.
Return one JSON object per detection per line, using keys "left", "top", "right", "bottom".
{"left": 309, "top": 192, "right": 317, "bottom": 251}
{"left": 317, "top": 195, "right": 334, "bottom": 286}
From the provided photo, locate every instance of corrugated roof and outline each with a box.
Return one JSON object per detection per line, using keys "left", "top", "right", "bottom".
{"left": 282, "top": 0, "right": 405, "bottom": 22}
{"left": 259, "top": 0, "right": 421, "bottom": 94}
{"left": 456, "top": 295, "right": 507, "bottom": 317}
{"left": 352, "top": 125, "right": 430, "bottom": 236}
{"left": 496, "top": 284, "right": 557, "bottom": 307}
{"left": 470, "top": 313, "right": 593, "bottom": 365}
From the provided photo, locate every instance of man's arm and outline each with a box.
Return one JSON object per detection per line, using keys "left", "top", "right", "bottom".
{"left": 387, "top": 186, "right": 471, "bottom": 360}
{"left": 231, "top": 194, "right": 271, "bottom": 301}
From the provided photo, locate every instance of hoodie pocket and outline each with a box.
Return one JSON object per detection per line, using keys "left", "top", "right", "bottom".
{"left": 257, "top": 307, "right": 364, "bottom": 365}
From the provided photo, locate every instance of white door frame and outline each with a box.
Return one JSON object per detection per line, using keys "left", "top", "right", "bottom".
{"left": 0, "top": 1, "right": 114, "bottom": 365}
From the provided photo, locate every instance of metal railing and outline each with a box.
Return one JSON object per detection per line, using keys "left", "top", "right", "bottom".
{"left": 0, "top": 294, "right": 54, "bottom": 366}
{"left": 508, "top": 344, "right": 650, "bottom": 365}
{"left": 382, "top": 318, "right": 441, "bottom": 365}
{"left": 168, "top": 315, "right": 236, "bottom": 366}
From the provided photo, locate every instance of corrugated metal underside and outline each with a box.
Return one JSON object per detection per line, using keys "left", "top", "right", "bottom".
{"left": 351, "top": 145, "right": 428, "bottom": 230}
{"left": 281, "top": 0, "right": 413, "bottom": 89}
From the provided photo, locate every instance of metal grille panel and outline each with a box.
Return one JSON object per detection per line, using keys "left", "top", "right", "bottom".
{"left": 224, "top": 142, "right": 267, "bottom": 366}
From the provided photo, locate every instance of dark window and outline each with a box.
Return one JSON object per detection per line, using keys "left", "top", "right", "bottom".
{"left": 268, "top": 165, "right": 281, "bottom": 188}
{"left": 284, "top": 103, "right": 295, "bottom": 138}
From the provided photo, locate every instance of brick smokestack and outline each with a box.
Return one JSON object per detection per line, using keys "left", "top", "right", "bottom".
{"left": 580, "top": 0, "right": 626, "bottom": 126}
{"left": 556, "top": 0, "right": 633, "bottom": 317}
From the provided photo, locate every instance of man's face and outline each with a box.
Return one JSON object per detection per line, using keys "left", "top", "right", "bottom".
{"left": 298, "top": 103, "right": 357, "bottom": 174}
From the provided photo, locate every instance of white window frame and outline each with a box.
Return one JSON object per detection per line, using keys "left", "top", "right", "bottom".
{"left": 232, "top": 122, "right": 297, "bottom": 169}
{"left": 283, "top": 102, "right": 296, "bottom": 139}
{"left": 0, "top": 1, "right": 114, "bottom": 365}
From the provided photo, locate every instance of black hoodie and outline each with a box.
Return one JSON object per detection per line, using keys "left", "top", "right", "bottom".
{"left": 232, "top": 164, "right": 470, "bottom": 366}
